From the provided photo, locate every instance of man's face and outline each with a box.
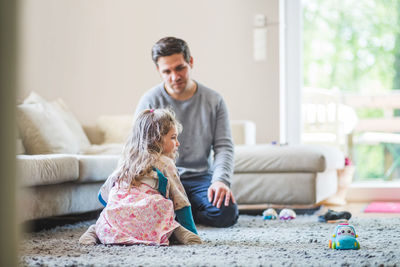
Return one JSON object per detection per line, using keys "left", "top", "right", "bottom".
{"left": 156, "top": 53, "right": 193, "bottom": 95}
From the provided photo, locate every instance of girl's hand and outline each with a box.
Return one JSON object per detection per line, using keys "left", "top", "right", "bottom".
{"left": 207, "top": 181, "right": 236, "bottom": 209}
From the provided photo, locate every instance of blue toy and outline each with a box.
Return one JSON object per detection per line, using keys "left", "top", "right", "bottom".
{"left": 329, "top": 223, "right": 360, "bottom": 250}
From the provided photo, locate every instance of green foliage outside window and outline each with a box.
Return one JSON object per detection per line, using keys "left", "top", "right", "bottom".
{"left": 355, "top": 145, "right": 385, "bottom": 180}
{"left": 303, "top": 0, "right": 400, "bottom": 180}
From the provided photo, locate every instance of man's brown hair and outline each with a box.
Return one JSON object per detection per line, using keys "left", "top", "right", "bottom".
{"left": 152, "top": 37, "right": 191, "bottom": 65}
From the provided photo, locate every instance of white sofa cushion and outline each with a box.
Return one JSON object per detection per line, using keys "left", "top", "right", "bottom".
{"left": 234, "top": 144, "right": 344, "bottom": 173}
{"left": 17, "top": 154, "right": 78, "bottom": 187}
{"left": 76, "top": 154, "right": 119, "bottom": 183}
{"left": 80, "top": 143, "right": 123, "bottom": 155}
{"left": 17, "top": 92, "right": 90, "bottom": 154}
{"left": 17, "top": 101, "right": 79, "bottom": 154}
{"left": 52, "top": 98, "right": 91, "bottom": 150}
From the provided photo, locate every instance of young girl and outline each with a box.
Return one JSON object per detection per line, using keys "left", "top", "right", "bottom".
{"left": 79, "top": 109, "right": 201, "bottom": 245}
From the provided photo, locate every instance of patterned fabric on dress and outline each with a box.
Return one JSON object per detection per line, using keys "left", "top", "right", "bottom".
{"left": 98, "top": 155, "right": 191, "bottom": 210}
{"left": 96, "top": 155, "right": 193, "bottom": 245}
{"left": 96, "top": 182, "right": 179, "bottom": 245}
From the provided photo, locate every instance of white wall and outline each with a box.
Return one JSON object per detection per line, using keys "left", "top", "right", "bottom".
{"left": 18, "top": 0, "right": 283, "bottom": 143}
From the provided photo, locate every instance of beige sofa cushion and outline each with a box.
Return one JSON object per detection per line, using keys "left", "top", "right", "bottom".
{"left": 231, "top": 120, "right": 256, "bottom": 145}
{"left": 19, "top": 182, "right": 103, "bottom": 221}
{"left": 234, "top": 144, "right": 344, "bottom": 173}
{"left": 17, "top": 92, "right": 90, "bottom": 154}
{"left": 80, "top": 143, "right": 124, "bottom": 155}
{"left": 232, "top": 172, "right": 317, "bottom": 205}
{"left": 95, "top": 115, "right": 257, "bottom": 146}
{"left": 16, "top": 127, "right": 26, "bottom": 154}
{"left": 16, "top": 138, "right": 25, "bottom": 155}
{"left": 232, "top": 170, "right": 337, "bottom": 205}
{"left": 52, "top": 98, "right": 91, "bottom": 149}
{"left": 97, "top": 115, "right": 134, "bottom": 144}
{"left": 76, "top": 154, "right": 119, "bottom": 183}
{"left": 17, "top": 154, "right": 78, "bottom": 187}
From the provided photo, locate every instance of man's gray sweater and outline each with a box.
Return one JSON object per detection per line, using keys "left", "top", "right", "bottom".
{"left": 135, "top": 81, "right": 234, "bottom": 186}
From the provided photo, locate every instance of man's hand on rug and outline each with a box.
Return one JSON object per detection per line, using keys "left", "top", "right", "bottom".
{"left": 208, "top": 181, "right": 236, "bottom": 208}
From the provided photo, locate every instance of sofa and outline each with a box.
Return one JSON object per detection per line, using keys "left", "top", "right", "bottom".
{"left": 16, "top": 93, "right": 344, "bottom": 222}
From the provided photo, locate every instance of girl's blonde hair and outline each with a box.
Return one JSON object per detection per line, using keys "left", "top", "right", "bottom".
{"left": 110, "top": 108, "right": 182, "bottom": 186}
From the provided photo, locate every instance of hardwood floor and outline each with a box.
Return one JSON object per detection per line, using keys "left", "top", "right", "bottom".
{"left": 324, "top": 202, "right": 400, "bottom": 218}
{"left": 239, "top": 202, "right": 400, "bottom": 218}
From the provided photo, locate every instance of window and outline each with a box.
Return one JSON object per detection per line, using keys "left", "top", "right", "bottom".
{"left": 302, "top": 0, "right": 400, "bottom": 181}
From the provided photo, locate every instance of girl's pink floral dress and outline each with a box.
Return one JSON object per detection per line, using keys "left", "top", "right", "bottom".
{"left": 96, "top": 156, "right": 190, "bottom": 246}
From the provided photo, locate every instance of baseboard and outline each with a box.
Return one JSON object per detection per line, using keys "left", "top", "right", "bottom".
{"left": 238, "top": 203, "right": 322, "bottom": 215}
{"left": 239, "top": 203, "right": 321, "bottom": 210}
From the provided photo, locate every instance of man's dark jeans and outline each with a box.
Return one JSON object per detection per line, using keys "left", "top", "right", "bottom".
{"left": 181, "top": 174, "right": 239, "bottom": 228}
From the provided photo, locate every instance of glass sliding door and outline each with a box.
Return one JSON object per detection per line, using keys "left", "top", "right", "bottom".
{"left": 302, "top": 0, "right": 400, "bottom": 181}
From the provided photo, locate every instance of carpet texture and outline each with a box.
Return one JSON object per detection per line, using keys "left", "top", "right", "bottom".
{"left": 19, "top": 215, "right": 400, "bottom": 266}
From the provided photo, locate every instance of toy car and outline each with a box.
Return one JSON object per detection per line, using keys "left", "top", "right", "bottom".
{"left": 263, "top": 208, "right": 278, "bottom": 220}
{"left": 279, "top": 208, "right": 296, "bottom": 220}
{"left": 329, "top": 223, "right": 360, "bottom": 250}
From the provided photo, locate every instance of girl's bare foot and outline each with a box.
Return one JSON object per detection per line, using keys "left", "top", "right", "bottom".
{"left": 173, "top": 226, "right": 202, "bottom": 245}
{"left": 78, "top": 224, "right": 98, "bottom": 245}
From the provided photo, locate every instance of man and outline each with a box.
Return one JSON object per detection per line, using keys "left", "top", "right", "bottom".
{"left": 135, "top": 37, "right": 238, "bottom": 227}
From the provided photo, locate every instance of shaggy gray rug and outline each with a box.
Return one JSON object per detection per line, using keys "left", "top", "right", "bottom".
{"left": 19, "top": 215, "right": 400, "bottom": 266}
